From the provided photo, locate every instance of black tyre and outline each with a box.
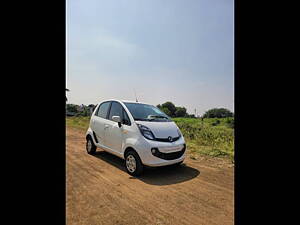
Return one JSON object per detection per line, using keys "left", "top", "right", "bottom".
{"left": 125, "top": 151, "right": 144, "bottom": 176}
{"left": 86, "top": 137, "right": 96, "bottom": 154}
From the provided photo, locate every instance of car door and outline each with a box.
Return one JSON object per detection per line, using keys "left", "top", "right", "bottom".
{"left": 104, "top": 102, "right": 126, "bottom": 155}
{"left": 90, "top": 101, "right": 111, "bottom": 146}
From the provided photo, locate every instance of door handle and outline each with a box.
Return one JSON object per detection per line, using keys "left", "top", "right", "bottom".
{"left": 104, "top": 125, "right": 109, "bottom": 129}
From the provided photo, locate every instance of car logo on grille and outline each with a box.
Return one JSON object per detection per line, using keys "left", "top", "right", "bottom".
{"left": 168, "top": 136, "right": 173, "bottom": 142}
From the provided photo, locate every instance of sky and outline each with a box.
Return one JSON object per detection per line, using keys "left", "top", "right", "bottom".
{"left": 67, "top": 0, "right": 234, "bottom": 116}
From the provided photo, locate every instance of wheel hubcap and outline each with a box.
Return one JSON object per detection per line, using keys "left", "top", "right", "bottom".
{"left": 87, "top": 140, "right": 92, "bottom": 152}
{"left": 126, "top": 155, "right": 136, "bottom": 173}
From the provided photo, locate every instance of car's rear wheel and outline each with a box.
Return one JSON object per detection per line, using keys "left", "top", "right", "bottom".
{"left": 125, "top": 151, "right": 143, "bottom": 176}
{"left": 86, "top": 137, "right": 96, "bottom": 154}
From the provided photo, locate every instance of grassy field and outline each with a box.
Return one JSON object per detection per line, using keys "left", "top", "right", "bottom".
{"left": 66, "top": 116, "right": 234, "bottom": 162}
{"left": 173, "top": 117, "right": 234, "bottom": 162}
{"left": 66, "top": 116, "right": 91, "bottom": 130}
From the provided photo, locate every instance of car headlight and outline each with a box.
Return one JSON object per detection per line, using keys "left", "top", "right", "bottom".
{"left": 137, "top": 124, "right": 155, "bottom": 140}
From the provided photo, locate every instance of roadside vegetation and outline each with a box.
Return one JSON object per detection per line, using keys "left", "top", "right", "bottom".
{"left": 66, "top": 116, "right": 90, "bottom": 130}
{"left": 173, "top": 117, "right": 234, "bottom": 162}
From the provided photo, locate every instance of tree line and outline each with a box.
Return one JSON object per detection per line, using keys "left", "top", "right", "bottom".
{"left": 157, "top": 101, "right": 233, "bottom": 118}
{"left": 66, "top": 104, "right": 96, "bottom": 116}
{"left": 66, "top": 101, "right": 233, "bottom": 118}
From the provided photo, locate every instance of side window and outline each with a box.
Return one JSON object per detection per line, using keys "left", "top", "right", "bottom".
{"left": 122, "top": 109, "right": 131, "bottom": 126}
{"left": 108, "top": 102, "right": 123, "bottom": 121}
{"left": 96, "top": 102, "right": 110, "bottom": 119}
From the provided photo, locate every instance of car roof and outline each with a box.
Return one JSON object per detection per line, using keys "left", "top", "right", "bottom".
{"left": 121, "top": 100, "right": 147, "bottom": 104}
{"left": 99, "top": 99, "right": 152, "bottom": 105}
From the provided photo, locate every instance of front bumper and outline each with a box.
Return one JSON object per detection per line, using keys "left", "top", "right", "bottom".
{"left": 135, "top": 136, "right": 186, "bottom": 167}
{"left": 151, "top": 144, "right": 186, "bottom": 160}
{"left": 143, "top": 155, "right": 185, "bottom": 167}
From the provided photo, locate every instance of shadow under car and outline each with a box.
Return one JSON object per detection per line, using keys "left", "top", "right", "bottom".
{"left": 92, "top": 151, "right": 200, "bottom": 186}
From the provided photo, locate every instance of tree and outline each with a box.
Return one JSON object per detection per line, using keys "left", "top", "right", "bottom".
{"left": 203, "top": 108, "right": 233, "bottom": 118}
{"left": 174, "top": 107, "right": 187, "bottom": 117}
{"left": 161, "top": 102, "right": 176, "bottom": 117}
{"left": 187, "top": 114, "right": 195, "bottom": 118}
{"left": 66, "top": 104, "right": 78, "bottom": 113}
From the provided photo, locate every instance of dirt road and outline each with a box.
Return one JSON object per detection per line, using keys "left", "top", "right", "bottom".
{"left": 66, "top": 127, "right": 234, "bottom": 225}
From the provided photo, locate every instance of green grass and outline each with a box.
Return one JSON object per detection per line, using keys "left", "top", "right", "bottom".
{"left": 66, "top": 116, "right": 91, "bottom": 130}
{"left": 66, "top": 116, "right": 234, "bottom": 162}
{"left": 173, "top": 117, "right": 234, "bottom": 161}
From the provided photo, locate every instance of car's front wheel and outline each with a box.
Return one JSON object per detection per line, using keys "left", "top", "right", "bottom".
{"left": 86, "top": 137, "right": 96, "bottom": 154}
{"left": 125, "top": 151, "right": 143, "bottom": 176}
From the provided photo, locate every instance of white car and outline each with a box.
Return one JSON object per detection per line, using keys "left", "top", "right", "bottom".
{"left": 85, "top": 100, "right": 186, "bottom": 176}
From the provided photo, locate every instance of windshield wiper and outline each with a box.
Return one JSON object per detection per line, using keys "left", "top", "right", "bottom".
{"left": 148, "top": 115, "right": 169, "bottom": 119}
{"left": 134, "top": 118, "right": 150, "bottom": 121}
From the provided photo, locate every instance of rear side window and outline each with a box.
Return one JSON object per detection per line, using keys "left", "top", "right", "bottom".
{"left": 108, "top": 102, "right": 123, "bottom": 121}
{"left": 96, "top": 102, "right": 110, "bottom": 118}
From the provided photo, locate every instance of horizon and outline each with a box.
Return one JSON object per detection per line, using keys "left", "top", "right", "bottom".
{"left": 65, "top": 99, "right": 233, "bottom": 117}
{"left": 67, "top": 0, "right": 234, "bottom": 115}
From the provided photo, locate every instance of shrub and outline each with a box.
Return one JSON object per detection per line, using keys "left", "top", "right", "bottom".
{"left": 212, "top": 120, "right": 221, "bottom": 126}
{"left": 203, "top": 108, "right": 233, "bottom": 118}
{"left": 226, "top": 117, "right": 234, "bottom": 128}
{"left": 173, "top": 117, "right": 234, "bottom": 160}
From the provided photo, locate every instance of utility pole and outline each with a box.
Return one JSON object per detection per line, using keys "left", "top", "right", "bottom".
{"left": 194, "top": 108, "right": 196, "bottom": 118}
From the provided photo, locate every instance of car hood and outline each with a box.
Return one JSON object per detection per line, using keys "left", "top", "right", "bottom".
{"left": 135, "top": 121, "right": 179, "bottom": 138}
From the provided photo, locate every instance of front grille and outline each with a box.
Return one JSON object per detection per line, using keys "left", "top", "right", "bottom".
{"left": 155, "top": 136, "right": 180, "bottom": 142}
{"left": 151, "top": 144, "right": 186, "bottom": 160}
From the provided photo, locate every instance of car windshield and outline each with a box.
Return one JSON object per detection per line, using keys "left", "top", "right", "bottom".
{"left": 124, "top": 103, "right": 171, "bottom": 122}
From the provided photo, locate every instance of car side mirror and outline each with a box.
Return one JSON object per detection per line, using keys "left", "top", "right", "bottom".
{"left": 112, "top": 116, "right": 122, "bottom": 127}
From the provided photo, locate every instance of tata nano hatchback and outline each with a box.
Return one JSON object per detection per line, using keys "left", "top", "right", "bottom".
{"left": 86, "top": 100, "right": 186, "bottom": 176}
